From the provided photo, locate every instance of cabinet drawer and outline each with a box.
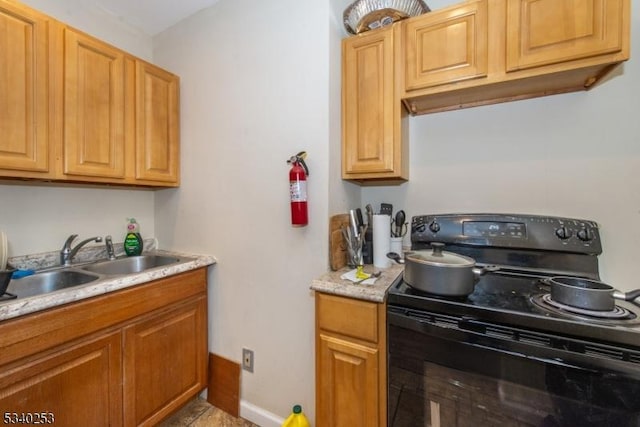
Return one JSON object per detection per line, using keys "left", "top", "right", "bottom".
{"left": 317, "top": 293, "right": 379, "bottom": 343}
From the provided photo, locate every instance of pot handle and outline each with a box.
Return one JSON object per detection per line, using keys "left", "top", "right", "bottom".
{"left": 614, "top": 289, "right": 640, "bottom": 302}
{"left": 475, "top": 265, "right": 500, "bottom": 276}
{"left": 387, "top": 252, "right": 404, "bottom": 264}
{"left": 539, "top": 277, "right": 553, "bottom": 286}
{"left": 430, "top": 242, "right": 445, "bottom": 257}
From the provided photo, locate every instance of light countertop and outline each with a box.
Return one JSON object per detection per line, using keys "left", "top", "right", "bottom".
{"left": 311, "top": 263, "right": 404, "bottom": 303}
{"left": 0, "top": 249, "right": 216, "bottom": 322}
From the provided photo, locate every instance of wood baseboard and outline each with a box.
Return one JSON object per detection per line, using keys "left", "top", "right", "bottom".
{"left": 207, "top": 353, "right": 240, "bottom": 417}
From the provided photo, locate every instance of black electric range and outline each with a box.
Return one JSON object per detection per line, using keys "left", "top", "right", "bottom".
{"left": 387, "top": 214, "right": 640, "bottom": 427}
{"left": 387, "top": 213, "right": 640, "bottom": 348}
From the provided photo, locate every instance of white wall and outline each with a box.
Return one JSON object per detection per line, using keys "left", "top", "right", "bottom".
{"left": 329, "top": 0, "right": 362, "bottom": 214}
{"left": 0, "top": 1, "right": 155, "bottom": 257}
{"left": 152, "top": 0, "right": 333, "bottom": 423}
{"left": 363, "top": 0, "right": 640, "bottom": 291}
{"left": 0, "top": 185, "right": 155, "bottom": 256}
{"left": 17, "top": 0, "right": 152, "bottom": 60}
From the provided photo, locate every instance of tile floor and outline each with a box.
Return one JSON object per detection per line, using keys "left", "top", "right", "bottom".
{"left": 160, "top": 397, "right": 259, "bottom": 427}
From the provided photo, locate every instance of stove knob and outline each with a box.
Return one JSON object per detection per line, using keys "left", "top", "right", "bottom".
{"left": 555, "top": 226, "right": 571, "bottom": 240}
{"left": 577, "top": 227, "right": 594, "bottom": 242}
{"left": 428, "top": 221, "right": 440, "bottom": 233}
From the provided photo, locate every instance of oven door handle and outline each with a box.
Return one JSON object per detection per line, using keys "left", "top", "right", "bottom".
{"left": 388, "top": 308, "right": 639, "bottom": 376}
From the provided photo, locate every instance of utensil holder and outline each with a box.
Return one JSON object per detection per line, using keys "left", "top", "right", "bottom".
{"left": 346, "top": 238, "right": 364, "bottom": 268}
{"left": 390, "top": 237, "right": 403, "bottom": 258}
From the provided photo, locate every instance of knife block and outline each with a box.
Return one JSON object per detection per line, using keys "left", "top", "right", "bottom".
{"left": 362, "top": 228, "right": 373, "bottom": 265}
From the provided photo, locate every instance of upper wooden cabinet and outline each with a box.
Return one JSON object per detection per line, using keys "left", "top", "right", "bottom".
{"left": 63, "top": 28, "right": 126, "bottom": 179}
{"left": 0, "top": 1, "right": 51, "bottom": 177}
{"left": 404, "top": 0, "right": 488, "bottom": 91}
{"left": 402, "top": 0, "right": 630, "bottom": 115}
{"left": 135, "top": 61, "right": 180, "bottom": 184}
{"left": 0, "top": 0, "right": 180, "bottom": 187}
{"left": 342, "top": 0, "right": 630, "bottom": 184}
{"left": 342, "top": 24, "right": 408, "bottom": 183}
{"left": 506, "top": 0, "right": 626, "bottom": 72}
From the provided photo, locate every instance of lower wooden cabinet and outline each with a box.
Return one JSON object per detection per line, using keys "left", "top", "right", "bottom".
{"left": 0, "top": 268, "right": 208, "bottom": 427}
{"left": 0, "top": 331, "right": 122, "bottom": 426}
{"left": 315, "top": 292, "right": 386, "bottom": 427}
{"left": 124, "top": 296, "right": 207, "bottom": 426}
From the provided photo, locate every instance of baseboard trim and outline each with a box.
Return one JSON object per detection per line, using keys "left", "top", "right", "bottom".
{"left": 240, "top": 400, "right": 284, "bottom": 427}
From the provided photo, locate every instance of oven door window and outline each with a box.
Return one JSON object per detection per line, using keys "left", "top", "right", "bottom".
{"left": 388, "top": 312, "right": 640, "bottom": 427}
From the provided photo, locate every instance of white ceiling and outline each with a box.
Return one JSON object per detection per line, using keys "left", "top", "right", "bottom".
{"left": 93, "top": 0, "right": 221, "bottom": 35}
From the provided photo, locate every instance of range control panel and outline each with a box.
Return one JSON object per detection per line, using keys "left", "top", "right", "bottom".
{"left": 412, "top": 214, "right": 602, "bottom": 255}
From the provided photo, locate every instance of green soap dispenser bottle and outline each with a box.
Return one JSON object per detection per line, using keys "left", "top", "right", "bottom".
{"left": 124, "top": 218, "right": 143, "bottom": 256}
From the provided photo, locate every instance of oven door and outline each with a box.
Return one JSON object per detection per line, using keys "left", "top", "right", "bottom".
{"left": 388, "top": 307, "right": 640, "bottom": 427}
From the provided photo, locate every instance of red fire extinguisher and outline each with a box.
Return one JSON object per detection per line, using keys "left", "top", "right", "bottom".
{"left": 287, "top": 151, "right": 309, "bottom": 227}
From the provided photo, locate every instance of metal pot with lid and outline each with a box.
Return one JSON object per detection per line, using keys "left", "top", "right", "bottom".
{"left": 388, "top": 243, "right": 497, "bottom": 296}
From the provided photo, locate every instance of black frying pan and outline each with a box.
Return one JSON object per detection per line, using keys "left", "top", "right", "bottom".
{"left": 0, "top": 268, "right": 15, "bottom": 295}
{"left": 545, "top": 276, "right": 640, "bottom": 311}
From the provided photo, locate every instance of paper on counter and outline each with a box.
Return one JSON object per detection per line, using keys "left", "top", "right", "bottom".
{"left": 341, "top": 268, "right": 379, "bottom": 285}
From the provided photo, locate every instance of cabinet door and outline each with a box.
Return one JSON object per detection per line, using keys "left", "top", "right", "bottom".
{"left": 342, "top": 27, "right": 397, "bottom": 177}
{"left": 404, "top": 0, "right": 488, "bottom": 91}
{"left": 506, "top": 0, "right": 625, "bottom": 72}
{"left": 123, "top": 296, "right": 207, "bottom": 426}
{"left": 0, "top": 1, "right": 49, "bottom": 174}
{"left": 63, "top": 28, "right": 125, "bottom": 178}
{"left": 0, "top": 331, "right": 122, "bottom": 427}
{"left": 317, "top": 334, "right": 380, "bottom": 427}
{"left": 135, "top": 61, "right": 179, "bottom": 184}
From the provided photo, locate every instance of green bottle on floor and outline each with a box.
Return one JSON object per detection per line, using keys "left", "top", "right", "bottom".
{"left": 282, "top": 405, "right": 310, "bottom": 427}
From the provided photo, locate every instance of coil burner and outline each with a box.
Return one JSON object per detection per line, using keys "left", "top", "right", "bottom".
{"left": 531, "top": 294, "right": 639, "bottom": 324}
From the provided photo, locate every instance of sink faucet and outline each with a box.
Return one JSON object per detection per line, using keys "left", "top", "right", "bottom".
{"left": 60, "top": 234, "right": 103, "bottom": 266}
{"left": 105, "top": 235, "right": 117, "bottom": 260}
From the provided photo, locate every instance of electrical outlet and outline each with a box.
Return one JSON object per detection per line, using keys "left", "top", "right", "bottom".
{"left": 242, "top": 348, "right": 254, "bottom": 373}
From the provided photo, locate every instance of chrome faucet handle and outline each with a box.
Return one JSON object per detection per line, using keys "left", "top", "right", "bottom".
{"left": 105, "top": 235, "right": 117, "bottom": 260}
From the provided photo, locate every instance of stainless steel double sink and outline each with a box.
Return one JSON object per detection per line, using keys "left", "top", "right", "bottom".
{"left": 6, "top": 254, "right": 190, "bottom": 299}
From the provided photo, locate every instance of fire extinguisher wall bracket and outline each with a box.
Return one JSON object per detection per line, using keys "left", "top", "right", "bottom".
{"left": 287, "top": 151, "right": 309, "bottom": 227}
